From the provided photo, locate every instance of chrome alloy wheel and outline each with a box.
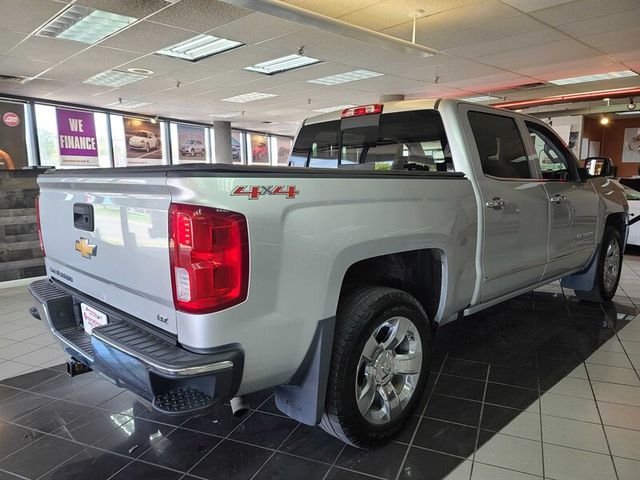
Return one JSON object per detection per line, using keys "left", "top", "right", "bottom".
{"left": 603, "top": 238, "right": 621, "bottom": 292}
{"left": 355, "top": 316, "right": 423, "bottom": 425}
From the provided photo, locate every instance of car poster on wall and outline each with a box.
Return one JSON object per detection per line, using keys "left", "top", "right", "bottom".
{"left": 124, "top": 117, "right": 162, "bottom": 165}
{"left": 622, "top": 128, "right": 640, "bottom": 163}
{"left": 0, "top": 101, "right": 28, "bottom": 170}
{"left": 177, "top": 125, "right": 206, "bottom": 162}
{"left": 56, "top": 108, "right": 99, "bottom": 167}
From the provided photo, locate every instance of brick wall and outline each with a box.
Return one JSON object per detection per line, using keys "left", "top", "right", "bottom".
{"left": 0, "top": 170, "right": 45, "bottom": 282}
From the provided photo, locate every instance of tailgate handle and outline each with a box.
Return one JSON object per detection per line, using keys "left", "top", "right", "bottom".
{"left": 73, "top": 203, "right": 94, "bottom": 231}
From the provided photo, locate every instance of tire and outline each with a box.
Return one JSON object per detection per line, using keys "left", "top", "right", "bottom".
{"left": 320, "top": 286, "right": 432, "bottom": 448}
{"left": 575, "top": 226, "right": 622, "bottom": 303}
{"left": 145, "top": 143, "right": 150, "bottom": 152}
{"left": 190, "top": 149, "right": 195, "bottom": 157}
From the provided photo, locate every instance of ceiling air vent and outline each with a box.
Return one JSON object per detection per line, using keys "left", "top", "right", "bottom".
{"left": 0, "top": 74, "right": 26, "bottom": 83}
{"left": 512, "top": 82, "right": 547, "bottom": 91}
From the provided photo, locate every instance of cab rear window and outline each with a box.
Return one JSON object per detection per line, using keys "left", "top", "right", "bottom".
{"left": 289, "top": 110, "right": 454, "bottom": 173}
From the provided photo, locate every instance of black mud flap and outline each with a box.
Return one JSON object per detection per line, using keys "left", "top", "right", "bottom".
{"left": 274, "top": 317, "right": 335, "bottom": 426}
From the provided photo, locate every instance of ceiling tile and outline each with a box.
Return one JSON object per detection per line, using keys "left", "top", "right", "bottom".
{"left": 558, "top": 9, "right": 640, "bottom": 37}
{"left": 149, "top": 0, "right": 252, "bottom": 33}
{"left": 63, "top": 46, "right": 142, "bottom": 69}
{"left": 7, "top": 36, "right": 87, "bottom": 63}
{"left": 500, "top": 0, "right": 576, "bottom": 12}
{"left": 207, "top": 12, "right": 305, "bottom": 45}
{"left": 76, "top": 0, "right": 169, "bottom": 19}
{"left": 578, "top": 26, "right": 640, "bottom": 55}
{"left": 0, "top": 30, "right": 28, "bottom": 55}
{"left": 276, "top": 0, "right": 386, "bottom": 19}
{"left": 39, "top": 64, "right": 103, "bottom": 83}
{"left": 0, "top": 55, "right": 53, "bottom": 78}
{"left": 100, "top": 21, "right": 197, "bottom": 54}
{"left": 0, "top": 0, "right": 66, "bottom": 34}
{"left": 531, "top": 0, "right": 639, "bottom": 26}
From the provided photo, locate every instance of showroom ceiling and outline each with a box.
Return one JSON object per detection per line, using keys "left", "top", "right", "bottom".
{"left": 0, "top": 0, "right": 638, "bottom": 135}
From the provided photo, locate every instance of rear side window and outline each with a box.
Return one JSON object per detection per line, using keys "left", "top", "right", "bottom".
{"left": 468, "top": 111, "right": 531, "bottom": 179}
{"left": 289, "top": 110, "right": 453, "bottom": 172}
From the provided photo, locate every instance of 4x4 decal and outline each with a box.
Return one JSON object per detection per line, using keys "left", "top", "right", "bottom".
{"left": 231, "top": 185, "right": 299, "bottom": 200}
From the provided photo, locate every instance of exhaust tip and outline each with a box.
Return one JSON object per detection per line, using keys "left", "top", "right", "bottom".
{"left": 230, "top": 395, "right": 250, "bottom": 417}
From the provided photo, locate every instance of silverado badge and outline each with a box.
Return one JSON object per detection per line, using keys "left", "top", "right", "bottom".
{"left": 75, "top": 237, "right": 97, "bottom": 259}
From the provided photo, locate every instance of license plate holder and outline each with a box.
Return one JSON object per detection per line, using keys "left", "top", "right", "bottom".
{"left": 80, "top": 303, "right": 108, "bottom": 335}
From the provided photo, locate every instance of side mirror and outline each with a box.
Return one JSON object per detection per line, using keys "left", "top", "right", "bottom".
{"left": 584, "top": 157, "right": 613, "bottom": 177}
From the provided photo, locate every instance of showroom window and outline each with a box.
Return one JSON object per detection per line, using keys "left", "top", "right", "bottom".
{"left": 231, "top": 130, "right": 246, "bottom": 164}
{"left": 271, "top": 135, "right": 293, "bottom": 165}
{"left": 170, "top": 122, "right": 211, "bottom": 164}
{"left": 0, "top": 100, "right": 32, "bottom": 170}
{"left": 248, "top": 133, "right": 270, "bottom": 165}
{"left": 36, "top": 104, "right": 111, "bottom": 168}
{"left": 468, "top": 111, "right": 531, "bottom": 179}
{"left": 111, "top": 115, "right": 168, "bottom": 167}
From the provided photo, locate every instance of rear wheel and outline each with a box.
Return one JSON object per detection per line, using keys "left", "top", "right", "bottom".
{"left": 576, "top": 226, "right": 622, "bottom": 302}
{"left": 320, "top": 286, "right": 431, "bottom": 447}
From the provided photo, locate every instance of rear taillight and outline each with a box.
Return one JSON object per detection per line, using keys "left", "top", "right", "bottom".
{"left": 341, "top": 104, "right": 383, "bottom": 118}
{"left": 35, "top": 195, "right": 45, "bottom": 257}
{"left": 169, "top": 203, "right": 249, "bottom": 314}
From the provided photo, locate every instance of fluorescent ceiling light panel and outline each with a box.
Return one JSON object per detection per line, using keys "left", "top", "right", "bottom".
{"left": 84, "top": 70, "right": 147, "bottom": 87}
{"left": 245, "top": 54, "right": 321, "bottom": 75}
{"left": 313, "top": 104, "right": 355, "bottom": 113}
{"left": 221, "top": 92, "right": 277, "bottom": 103}
{"left": 307, "top": 69, "right": 384, "bottom": 85}
{"left": 617, "top": 111, "right": 640, "bottom": 115}
{"left": 105, "top": 99, "right": 152, "bottom": 109}
{"left": 463, "top": 95, "right": 500, "bottom": 103}
{"left": 156, "top": 34, "right": 243, "bottom": 61}
{"left": 210, "top": 111, "right": 244, "bottom": 118}
{"left": 549, "top": 70, "right": 638, "bottom": 85}
{"left": 37, "top": 5, "right": 136, "bottom": 44}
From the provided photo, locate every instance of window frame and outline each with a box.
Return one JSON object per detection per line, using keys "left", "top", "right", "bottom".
{"left": 466, "top": 109, "right": 536, "bottom": 182}
{"left": 523, "top": 120, "right": 581, "bottom": 182}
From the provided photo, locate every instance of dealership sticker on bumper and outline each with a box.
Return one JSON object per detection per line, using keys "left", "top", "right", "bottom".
{"left": 81, "top": 303, "right": 108, "bottom": 335}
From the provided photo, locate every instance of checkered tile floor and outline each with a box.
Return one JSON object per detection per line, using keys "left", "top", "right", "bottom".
{"left": 1, "top": 254, "right": 640, "bottom": 479}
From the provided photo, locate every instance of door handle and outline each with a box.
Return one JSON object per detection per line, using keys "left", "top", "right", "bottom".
{"left": 550, "top": 194, "right": 568, "bottom": 204}
{"left": 485, "top": 197, "right": 507, "bottom": 209}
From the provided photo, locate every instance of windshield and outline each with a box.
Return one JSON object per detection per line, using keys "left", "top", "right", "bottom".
{"left": 135, "top": 131, "right": 149, "bottom": 137}
{"left": 289, "top": 109, "right": 453, "bottom": 172}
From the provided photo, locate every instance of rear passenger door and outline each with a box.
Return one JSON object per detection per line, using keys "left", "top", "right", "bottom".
{"left": 464, "top": 109, "right": 550, "bottom": 302}
{"left": 525, "top": 121, "right": 598, "bottom": 277}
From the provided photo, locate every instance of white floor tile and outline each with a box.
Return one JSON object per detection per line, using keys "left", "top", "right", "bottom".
{"left": 540, "top": 393, "right": 601, "bottom": 423}
{"left": 599, "top": 338, "right": 625, "bottom": 353}
{"left": 541, "top": 415, "right": 609, "bottom": 454}
{"left": 500, "top": 411, "right": 541, "bottom": 442}
{"left": 2, "top": 325, "right": 48, "bottom": 342}
{"left": 605, "top": 426, "right": 640, "bottom": 461}
{"left": 622, "top": 340, "right": 640, "bottom": 355}
{"left": 586, "top": 363, "right": 640, "bottom": 386}
{"left": 619, "top": 329, "right": 640, "bottom": 342}
{"left": 471, "top": 462, "right": 541, "bottom": 479}
{"left": 474, "top": 434, "right": 543, "bottom": 476}
{"left": 614, "top": 456, "right": 640, "bottom": 480}
{"left": 0, "top": 360, "right": 33, "bottom": 380}
{"left": 546, "top": 377, "right": 594, "bottom": 400}
{"left": 23, "top": 331, "right": 57, "bottom": 347}
{"left": 567, "top": 364, "right": 588, "bottom": 380}
{"left": 587, "top": 350, "right": 634, "bottom": 369}
{"left": 12, "top": 347, "right": 68, "bottom": 367}
{"left": 598, "top": 401, "right": 640, "bottom": 431}
{"left": 592, "top": 382, "right": 640, "bottom": 407}
{"left": 0, "top": 342, "right": 42, "bottom": 360}
{"left": 543, "top": 444, "right": 616, "bottom": 480}
{"left": 442, "top": 460, "right": 472, "bottom": 480}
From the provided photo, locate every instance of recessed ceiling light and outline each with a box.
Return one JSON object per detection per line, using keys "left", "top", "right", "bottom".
{"left": 245, "top": 54, "right": 321, "bottom": 75}
{"left": 37, "top": 5, "right": 136, "bottom": 44}
{"left": 221, "top": 92, "right": 278, "bottom": 103}
{"left": 313, "top": 104, "right": 355, "bottom": 113}
{"left": 549, "top": 70, "right": 638, "bottom": 86}
{"left": 127, "top": 67, "right": 154, "bottom": 75}
{"left": 105, "top": 99, "right": 152, "bottom": 109}
{"left": 210, "top": 111, "right": 244, "bottom": 118}
{"left": 156, "top": 34, "right": 243, "bottom": 61}
{"left": 307, "top": 69, "right": 384, "bottom": 85}
{"left": 84, "top": 70, "right": 147, "bottom": 87}
{"left": 462, "top": 95, "right": 500, "bottom": 103}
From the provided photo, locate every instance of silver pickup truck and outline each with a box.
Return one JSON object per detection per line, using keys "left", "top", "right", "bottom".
{"left": 29, "top": 99, "right": 627, "bottom": 447}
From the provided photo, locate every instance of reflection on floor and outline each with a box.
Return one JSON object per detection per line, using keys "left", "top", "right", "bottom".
{"left": 1, "top": 257, "right": 640, "bottom": 479}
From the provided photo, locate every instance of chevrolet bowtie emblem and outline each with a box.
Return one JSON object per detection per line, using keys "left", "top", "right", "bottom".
{"left": 75, "top": 237, "right": 97, "bottom": 259}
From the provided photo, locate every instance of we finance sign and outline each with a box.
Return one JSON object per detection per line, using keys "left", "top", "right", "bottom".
{"left": 56, "top": 108, "right": 99, "bottom": 166}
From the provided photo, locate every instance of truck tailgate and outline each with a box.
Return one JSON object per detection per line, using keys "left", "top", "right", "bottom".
{"left": 37, "top": 173, "right": 177, "bottom": 334}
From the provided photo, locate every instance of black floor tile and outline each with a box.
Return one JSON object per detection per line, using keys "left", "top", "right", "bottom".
{"left": 0, "top": 435, "right": 81, "bottom": 478}
{"left": 189, "top": 439, "right": 271, "bottom": 480}
{"left": 325, "top": 468, "right": 375, "bottom": 480}
{"left": 424, "top": 394, "right": 482, "bottom": 427}
{"left": 398, "top": 447, "right": 466, "bottom": 480}
{"left": 441, "top": 358, "right": 488, "bottom": 380}
{"left": 256, "top": 395, "right": 285, "bottom": 416}
{"left": 279, "top": 424, "right": 344, "bottom": 463}
{"left": 484, "top": 383, "right": 538, "bottom": 410}
{"left": 39, "top": 447, "right": 130, "bottom": 480}
{"left": 0, "top": 391, "right": 53, "bottom": 422}
{"left": 412, "top": 418, "right": 478, "bottom": 457}
{"left": 0, "top": 470, "right": 22, "bottom": 479}
{"left": 229, "top": 412, "right": 298, "bottom": 449}
{"left": 97, "top": 390, "right": 147, "bottom": 415}
{"left": 0, "top": 386, "right": 19, "bottom": 403}
{"left": 480, "top": 404, "right": 524, "bottom": 432}
{"left": 0, "top": 422, "right": 44, "bottom": 460}
{"left": 30, "top": 372, "right": 97, "bottom": 398}
{"left": 109, "top": 461, "right": 182, "bottom": 480}
{"left": 394, "top": 415, "right": 420, "bottom": 444}
{"left": 63, "top": 379, "right": 123, "bottom": 407}
{"left": 488, "top": 364, "right": 538, "bottom": 389}
{"left": 139, "top": 427, "right": 220, "bottom": 471}
{"left": 253, "top": 453, "right": 329, "bottom": 480}
{"left": 51, "top": 408, "right": 133, "bottom": 445}
{"left": 137, "top": 406, "right": 190, "bottom": 426}
{"left": 335, "top": 442, "right": 406, "bottom": 479}
{"left": 433, "top": 374, "right": 486, "bottom": 401}
{"left": 93, "top": 417, "right": 175, "bottom": 458}
{"left": 0, "top": 368, "right": 61, "bottom": 390}
{"left": 181, "top": 405, "right": 245, "bottom": 437}
{"left": 15, "top": 399, "right": 92, "bottom": 433}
